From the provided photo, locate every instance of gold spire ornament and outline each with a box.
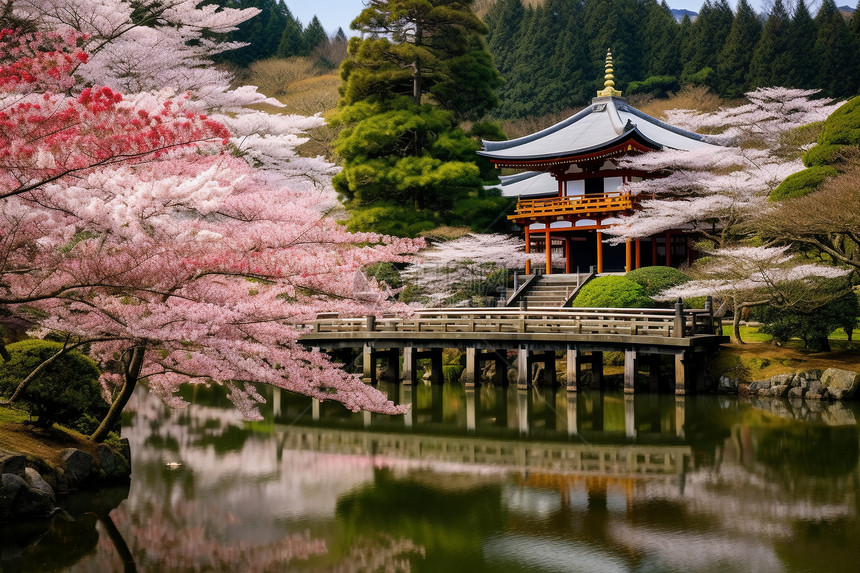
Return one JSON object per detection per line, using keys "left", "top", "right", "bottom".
{"left": 597, "top": 50, "right": 622, "bottom": 97}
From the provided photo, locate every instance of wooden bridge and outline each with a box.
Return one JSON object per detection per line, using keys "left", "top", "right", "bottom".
{"left": 301, "top": 301, "right": 728, "bottom": 395}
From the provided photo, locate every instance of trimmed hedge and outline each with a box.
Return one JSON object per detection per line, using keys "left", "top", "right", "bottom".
{"left": 769, "top": 165, "right": 839, "bottom": 201}
{"left": 817, "top": 95, "right": 860, "bottom": 146}
{"left": 570, "top": 276, "right": 653, "bottom": 308}
{"left": 625, "top": 266, "right": 690, "bottom": 298}
{"left": 802, "top": 143, "right": 850, "bottom": 167}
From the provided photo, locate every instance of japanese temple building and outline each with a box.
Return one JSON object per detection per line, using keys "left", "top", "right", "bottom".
{"left": 479, "top": 52, "right": 724, "bottom": 275}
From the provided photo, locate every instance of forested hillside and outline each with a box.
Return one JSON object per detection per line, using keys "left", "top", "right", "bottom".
{"left": 484, "top": 0, "right": 860, "bottom": 118}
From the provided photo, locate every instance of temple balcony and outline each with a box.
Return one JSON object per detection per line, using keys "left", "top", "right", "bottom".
{"left": 509, "top": 191, "right": 635, "bottom": 222}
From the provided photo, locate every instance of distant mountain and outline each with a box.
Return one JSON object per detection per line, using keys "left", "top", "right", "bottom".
{"left": 838, "top": 5, "right": 856, "bottom": 13}
{"left": 671, "top": 8, "right": 697, "bottom": 22}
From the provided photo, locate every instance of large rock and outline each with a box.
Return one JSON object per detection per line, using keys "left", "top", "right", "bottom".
{"left": 820, "top": 368, "right": 860, "bottom": 400}
{"left": 95, "top": 445, "right": 131, "bottom": 480}
{"left": 1, "top": 472, "right": 54, "bottom": 520}
{"left": 0, "top": 453, "right": 26, "bottom": 477}
{"left": 23, "top": 468, "right": 55, "bottom": 502}
{"left": 60, "top": 448, "right": 94, "bottom": 486}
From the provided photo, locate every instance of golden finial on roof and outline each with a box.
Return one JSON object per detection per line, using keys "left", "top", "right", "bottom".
{"left": 597, "top": 50, "right": 622, "bottom": 98}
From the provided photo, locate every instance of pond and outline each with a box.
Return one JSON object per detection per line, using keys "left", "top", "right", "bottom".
{"left": 3, "top": 382, "right": 860, "bottom": 572}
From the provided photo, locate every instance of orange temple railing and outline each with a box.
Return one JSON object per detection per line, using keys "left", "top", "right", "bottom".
{"left": 510, "top": 191, "right": 635, "bottom": 220}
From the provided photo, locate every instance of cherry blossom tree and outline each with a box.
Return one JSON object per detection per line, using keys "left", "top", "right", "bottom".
{"left": 657, "top": 246, "right": 850, "bottom": 343}
{"left": 401, "top": 234, "right": 538, "bottom": 306}
{"left": 0, "top": 5, "right": 422, "bottom": 441}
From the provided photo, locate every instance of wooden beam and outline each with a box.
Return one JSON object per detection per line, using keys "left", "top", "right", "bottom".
{"left": 362, "top": 344, "right": 375, "bottom": 384}
{"left": 524, "top": 226, "right": 531, "bottom": 275}
{"left": 623, "top": 348, "right": 637, "bottom": 393}
{"left": 465, "top": 347, "right": 479, "bottom": 388}
{"left": 596, "top": 231, "right": 604, "bottom": 274}
{"left": 564, "top": 237, "right": 571, "bottom": 274}
{"left": 566, "top": 346, "right": 580, "bottom": 392}
{"left": 517, "top": 345, "right": 530, "bottom": 389}
{"left": 401, "top": 346, "right": 418, "bottom": 385}
{"left": 625, "top": 240, "right": 632, "bottom": 273}
{"left": 674, "top": 351, "right": 688, "bottom": 395}
{"left": 635, "top": 238, "right": 641, "bottom": 269}
{"left": 545, "top": 226, "right": 552, "bottom": 274}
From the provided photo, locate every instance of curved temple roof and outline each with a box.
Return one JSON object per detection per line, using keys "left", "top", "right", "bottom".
{"left": 479, "top": 96, "right": 723, "bottom": 165}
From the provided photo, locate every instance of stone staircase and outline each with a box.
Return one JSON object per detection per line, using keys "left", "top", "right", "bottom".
{"left": 507, "top": 273, "right": 592, "bottom": 308}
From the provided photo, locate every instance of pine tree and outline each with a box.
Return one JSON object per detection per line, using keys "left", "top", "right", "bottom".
{"left": 789, "top": 0, "right": 818, "bottom": 88}
{"left": 276, "top": 6, "right": 306, "bottom": 58}
{"left": 814, "top": 0, "right": 857, "bottom": 96}
{"left": 304, "top": 15, "right": 328, "bottom": 55}
{"left": 641, "top": 0, "right": 681, "bottom": 78}
{"left": 748, "top": 0, "right": 792, "bottom": 89}
{"left": 717, "top": 0, "right": 762, "bottom": 98}
{"left": 682, "top": 0, "right": 734, "bottom": 85}
{"left": 333, "top": 0, "right": 502, "bottom": 235}
{"left": 583, "top": 0, "right": 645, "bottom": 87}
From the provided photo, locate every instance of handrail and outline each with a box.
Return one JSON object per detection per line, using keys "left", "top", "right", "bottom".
{"left": 509, "top": 192, "right": 635, "bottom": 220}
{"left": 562, "top": 269, "right": 597, "bottom": 307}
{"left": 312, "top": 307, "right": 717, "bottom": 339}
{"left": 505, "top": 272, "right": 540, "bottom": 307}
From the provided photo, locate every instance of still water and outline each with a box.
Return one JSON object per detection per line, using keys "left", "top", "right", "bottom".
{"left": 3, "top": 382, "right": 860, "bottom": 573}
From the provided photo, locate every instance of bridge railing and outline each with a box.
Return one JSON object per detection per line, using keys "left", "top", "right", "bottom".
{"left": 313, "top": 307, "right": 717, "bottom": 338}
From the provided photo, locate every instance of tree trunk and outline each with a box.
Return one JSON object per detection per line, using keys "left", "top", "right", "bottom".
{"left": 90, "top": 345, "right": 145, "bottom": 443}
{"left": 732, "top": 300, "right": 744, "bottom": 344}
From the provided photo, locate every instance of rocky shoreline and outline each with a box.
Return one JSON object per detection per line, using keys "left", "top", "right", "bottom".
{"left": 0, "top": 439, "right": 130, "bottom": 523}
{"left": 719, "top": 367, "right": 860, "bottom": 401}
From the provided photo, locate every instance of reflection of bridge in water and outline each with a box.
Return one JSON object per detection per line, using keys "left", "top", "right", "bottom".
{"left": 273, "top": 385, "right": 692, "bottom": 479}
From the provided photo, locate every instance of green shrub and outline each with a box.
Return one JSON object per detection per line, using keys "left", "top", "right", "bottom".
{"left": 625, "top": 266, "right": 690, "bottom": 297}
{"left": 627, "top": 75, "right": 680, "bottom": 98}
{"left": 755, "top": 292, "right": 859, "bottom": 351}
{"left": 686, "top": 67, "right": 716, "bottom": 89}
{"left": 451, "top": 191, "right": 513, "bottom": 233}
{"left": 0, "top": 340, "right": 106, "bottom": 430}
{"left": 802, "top": 143, "right": 850, "bottom": 167}
{"left": 570, "top": 276, "right": 653, "bottom": 308}
{"left": 769, "top": 166, "right": 839, "bottom": 200}
{"left": 817, "top": 95, "right": 860, "bottom": 146}
{"left": 343, "top": 203, "right": 439, "bottom": 237}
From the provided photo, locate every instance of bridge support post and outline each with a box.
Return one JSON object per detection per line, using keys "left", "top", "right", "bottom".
{"left": 362, "top": 344, "right": 376, "bottom": 384}
{"left": 566, "top": 346, "right": 580, "bottom": 392}
{"left": 400, "top": 385, "right": 413, "bottom": 429}
{"left": 648, "top": 354, "right": 661, "bottom": 392}
{"left": 591, "top": 351, "right": 604, "bottom": 389}
{"left": 675, "top": 395, "right": 686, "bottom": 438}
{"left": 624, "top": 395, "right": 636, "bottom": 439}
{"left": 465, "top": 388, "right": 478, "bottom": 432}
{"left": 401, "top": 346, "right": 418, "bottom": 385}
{"left": 623, "top": 349, "right": 638, "bottom": 393}
{"left": 464, "top": 347, "right": 480, "bottom": 388}
{"left": 674, "top": 350, "right": 689, "bottom": 395}
{"left": 517, "top": 346, "right": 530, "bottom": 389}
{"left": 566, "top": 391, "right": 579, "bottom": 436}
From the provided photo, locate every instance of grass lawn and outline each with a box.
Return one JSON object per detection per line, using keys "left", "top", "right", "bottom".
{"left": 0, "top": 403, "right": 97, "bottom": 462}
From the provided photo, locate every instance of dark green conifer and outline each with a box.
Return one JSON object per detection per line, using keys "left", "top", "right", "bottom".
{"left": 748, "top": 0, "right": 792, "bottom": 89}
{"left": 789, "top": 0, "right": 818, "bottom": 88}
{"left": 304, "top": 15, "right": 328, "bottom": 55}
{"left": 717, "top": 0, "right": 762, "bottom": 98}
{"left": 682, "top": 0, "right": 733, "bottom": 85}
{"left": 276, "top": 6, "right": 306, "bottom": 58}
{"left": 813, "top": 0, "right": 857, "bottom": 96}
{"left": 642, "top": 0, "right": 681, "bottom": 78}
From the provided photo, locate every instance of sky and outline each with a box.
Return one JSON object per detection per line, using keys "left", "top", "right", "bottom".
{"left": 288, "top": 1, "right": 776, "bottom": 38}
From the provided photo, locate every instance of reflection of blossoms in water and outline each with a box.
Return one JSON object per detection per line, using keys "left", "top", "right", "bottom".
{"left": 315, "top": 535, "right": 426, "bottom": 573}
{"left": 107, "top": 503, "right": 327, "bottom": 572}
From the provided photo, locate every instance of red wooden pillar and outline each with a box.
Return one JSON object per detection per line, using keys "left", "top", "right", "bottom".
{"left": 524, "top": 226, "right": 531, "bottom": 274}
{"left": 664, "top": 231, "right": 672, "bottom": 267}
{"left": 545, "top": 226, "right": 552, "bottom": 274}
{"left": 596, "top": 230, "right": 604, "bottom": 274}
{"left": 635, "top": 238, "right": 641, "bottom": 269}
{"left": 625, "top": 239, "right": 632, "bottom": 272}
